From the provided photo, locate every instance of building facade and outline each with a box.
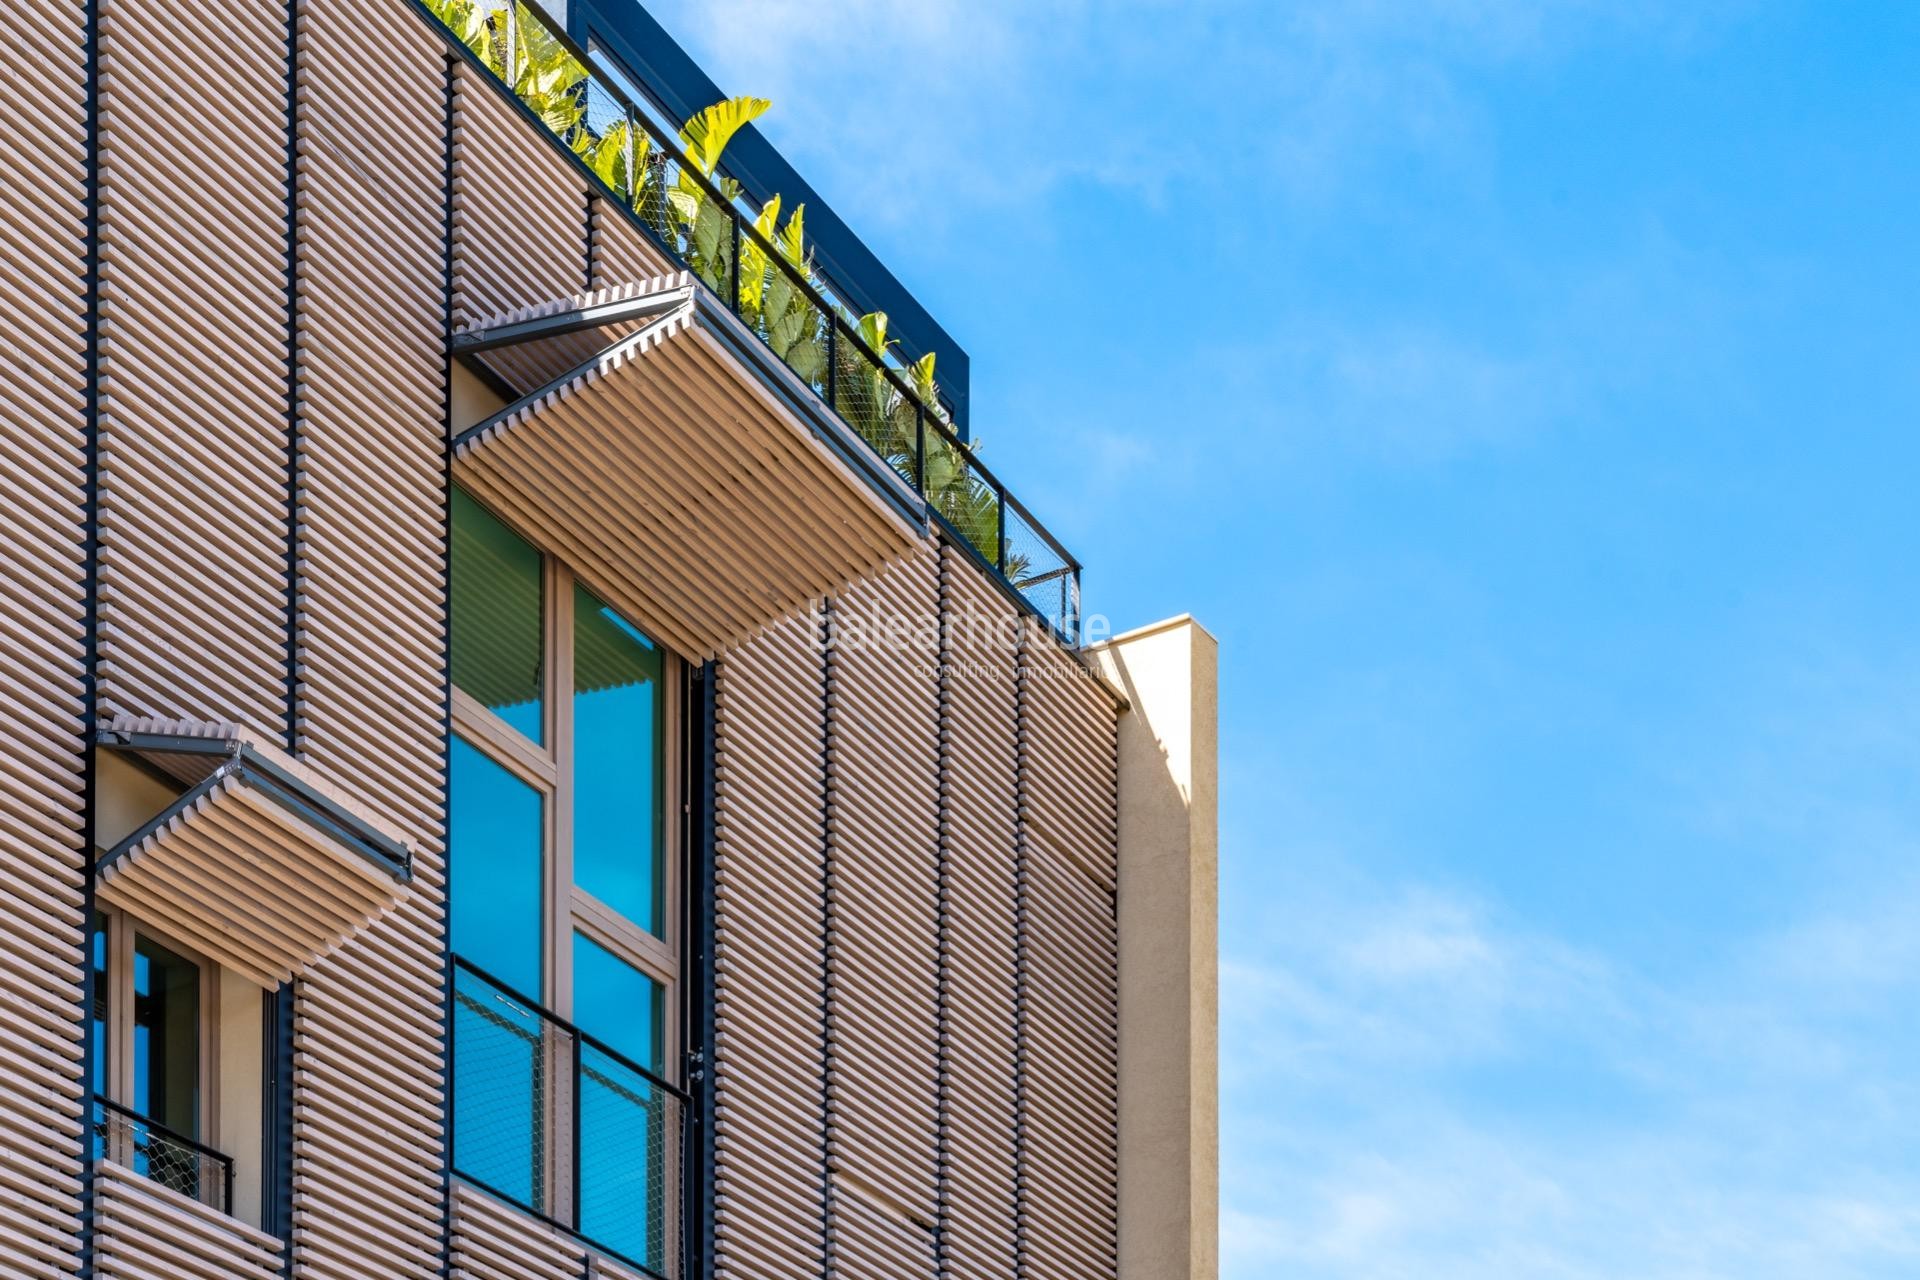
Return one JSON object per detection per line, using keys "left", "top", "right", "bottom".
{"left": 0, "top": 1, "right": 1217, "bottom": 1278}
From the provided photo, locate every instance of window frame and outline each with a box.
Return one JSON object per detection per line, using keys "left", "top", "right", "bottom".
{"left": 94, "top": 907, "right": 221, "bottom": 1150}
{"left": 448, "top": 506, "right": 684, "bottom": 1071}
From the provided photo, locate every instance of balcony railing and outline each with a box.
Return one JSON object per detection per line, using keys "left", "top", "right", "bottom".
{"left": 92, "top": 1095, "right": 235, "bottom": 1215}
{"left": 452, "top": 957, "right": 688, "bottom": 1280}
{"left": 418, "top": 0, "right": 1083, "bottom": 643}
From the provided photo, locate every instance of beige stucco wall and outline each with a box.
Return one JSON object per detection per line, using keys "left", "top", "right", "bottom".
{"left": 1091, "top": 617, "right": 1220, "bottom": 1280}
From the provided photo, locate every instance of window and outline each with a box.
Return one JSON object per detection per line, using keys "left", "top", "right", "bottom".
{"left": 90, "top": 907, "right": 271, "bottom": 1223}
{"left": 90, "top": 752, "right": 290, "bottom": 1230}
{"left": 452, "top": 486, "right": 545, "bottom": 744}
{"left": 448, "top": 489, "right": 683, "bottom": 1258}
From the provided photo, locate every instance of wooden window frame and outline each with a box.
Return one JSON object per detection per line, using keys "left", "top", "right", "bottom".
{"left": 450, "top": 502, "right": 685, "bottom": 1231}
{"left": 95, "top": 907, "right": 222, "bottom": 1151}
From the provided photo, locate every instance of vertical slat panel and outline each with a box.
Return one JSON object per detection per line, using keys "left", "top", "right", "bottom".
{"left": 96, "top": 0, "right": 292, "bottom": 732}
{"left": 711, "top": 609, "right": 828, "bottom": 1280}
{"left": 290, "top": 3, "right": 450, "bottom": 1279}
{"left": 0, "top": 1, "right": 89, "bottom": 1273}
{"left": 588, "top": 194, "right": 675, "bottom": 292}
{"left": 450, "top": 61, "right": 590, "bottom": 332}
{"left": 1016, "top": 620, "right": 1120, "bottom": 1280}
{"left": 935, "top": 547, "right": 1019, "bottom": 1280}
{"left": 823, "top": 552, "right": 941, "bottom": 1277}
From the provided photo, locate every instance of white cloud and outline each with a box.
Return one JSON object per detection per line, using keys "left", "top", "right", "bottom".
{"left": 641, "top": 0, "right": 1712, "bottom": 237}
{"left": 1220, "top": 864, "right": 1920, "bottom": 1279}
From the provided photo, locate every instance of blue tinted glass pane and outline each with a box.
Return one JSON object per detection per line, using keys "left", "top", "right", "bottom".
{"left": 572, "top": 586, "right": 663, "bottom": 934}
{"left": 451, "top": 487, "right": 544, "bottom": 744}
{"left": 571, "top": 931, "right": 660, "bottom": 1072}
{"left": 450, "top": 737, "right": 543, "bottom": 999}
{"left": 132, "top": 934, "right": 199, "bottom": 1139}
{"left": 452, "top": 965, "right": 547, "bottom": 1208}
{"left": 90, "top": 913, "right": 107, "bottom": 1099}
{"left": 579, "top": 1042, "right": 673, "bottom": 1270}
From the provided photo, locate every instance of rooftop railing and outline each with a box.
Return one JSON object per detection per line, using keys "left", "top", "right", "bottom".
{"left": 452, "top": 957, "right": 688, "bottom": 1280}
{"left": 419, "top": 0, "right": 1083, "bottom": 643}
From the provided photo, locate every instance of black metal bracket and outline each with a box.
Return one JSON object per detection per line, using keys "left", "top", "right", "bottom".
{"left": 450, "top": 286, "right": 695, "bottom": 355}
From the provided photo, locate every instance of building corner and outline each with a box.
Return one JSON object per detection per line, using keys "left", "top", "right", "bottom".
{"left": 1090, "top": 616, "right": 1220, "bottom": 1280}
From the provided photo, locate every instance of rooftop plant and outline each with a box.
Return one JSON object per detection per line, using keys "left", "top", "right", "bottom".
{"left": 424, "top": 0, "right": 1022, "bottom": 578}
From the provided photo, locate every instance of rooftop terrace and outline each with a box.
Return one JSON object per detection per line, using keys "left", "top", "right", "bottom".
{"left": 419, "top": 0, "right": 1084, "bottom": 642}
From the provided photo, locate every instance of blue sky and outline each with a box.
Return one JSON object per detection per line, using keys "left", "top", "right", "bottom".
{"left": 644, "top": 1, "right": 1920, "bottom": 1274}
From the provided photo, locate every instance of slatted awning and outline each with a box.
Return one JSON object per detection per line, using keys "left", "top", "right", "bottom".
{"left": 451, "top": 273, "right": 925, "bottom": 662}
{"left": 95, "top": 716, "right": 413, "bottom": 989}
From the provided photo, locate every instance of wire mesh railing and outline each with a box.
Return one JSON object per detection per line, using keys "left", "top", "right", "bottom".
{"left": 452, "top": 958, "right": 686, "bottom": 1280}
{"left": 419, "top": 0, "right": 1085, "bottom": 644}
{"left": 92, "top": 1095, "right": 234, "bottom": 1214}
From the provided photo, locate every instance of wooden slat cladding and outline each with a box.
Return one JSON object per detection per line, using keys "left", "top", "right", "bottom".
{"left": 711, "top": 611, "right": 828, "bottom": 1280}
{"left": 450, "top": 60, "right": 590, "bottom": 332}
{"left": 589, "top": 194, "right": 676, "bottom": 292}
{"left": 707, "top": 539, "right": 1122, "bottom": 1280}
{"left": 935, "top": 547, "right": 1020, "bottom": 1280}
{"left": 93, "top": 1161, "right": 284, "bottom": 1280}
{"left": 292, "top": 0, "right": 450, "bottom": 841}
{"left": 0, "top": 0, "right": 89, "bottom": 1274}
{"left": 823, "top": 552, "right": 941, "bottom": 1276}
{"left": 831, "top": 1193, "right": 937, "bottom": 1280}
{"left": 1016, "top": 619, "right": 1120, "bottom": 1280}
{"left": 95, "top": 0, "right": 293, "bottom": 733}
{"left": 289, "top": 5, "right": 450, "bottom": 1280}
{"left": 450, "top": 1183, "right": 583, "bottom": 1280}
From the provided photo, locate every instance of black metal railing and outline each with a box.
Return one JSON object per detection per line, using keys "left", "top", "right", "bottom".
{"left": 418, "top": 0, "right": 1083, "bottom": 643}
{"left": 92, "top": 1095, "right": 235, "bottom": 1215}
{"left": 452, "top": 957, "right": 688, "bottom": 1280}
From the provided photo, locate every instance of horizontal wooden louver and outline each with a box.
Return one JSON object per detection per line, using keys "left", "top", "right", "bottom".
{"left": 1015, "top": 620, "right": 1121, "bottom": 1280}
{"left": 823, "top": 552, "right": 941, "bottom": 1276}
{"left": 451, "top": 1183, "right": 585, "bottom": 1280}
{"left": 935, "top": 545, "right": 1021, "bottom": 1280}
{"left": 93, "top": 1161, "right": 285, "bottom": 1280}
{"left": 96, "top": 719, "right": 413, "bottom": 990}
{"left": 451, "top": 59, "right": 590, "bottom": 332}
{"left": 832, "top": 1192, "right": 939, "bottom": 1280}
{"left": 96, "top": 0, "right": 293, "bottom": 733}
{"left": 452, "top": 283, "right": 923, "bottom": 662}
{"left": 590, "top": 193, "right": 677, "bottom": 292}
{"left": 712, "top": 611, "right": 828, "bottom": 1280}
{"left": 290, "top": 4, "right": 453, "bottom": 1278}
{"left": 0, "top": 0, "right": 88, "bottom": 1272}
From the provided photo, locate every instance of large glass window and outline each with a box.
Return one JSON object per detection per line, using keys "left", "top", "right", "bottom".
{"left": 132, "top": 934, "right": 201, "bottom": 1139}
{"left": 452, "top": 486, "right": 546, "bottom": 744}
{"left": 572, "top": 930, "right": 661, "bottom": 1071}
{"left": 572, "top": 584, "right": 664, "bottom": 936}
{"left": 91, "top": 912, "right": 108, "bottom": 1098}
{"left": 450, "top": 737, "right": 545, "bottom": 998}
{"left": 574, "top": 930, "right": 670, "bottom": 1268}
{"left": 89, "top": 909, "right": 250, "bottom": 1216}
{"left": 447, "top": 488, "right": 682, "bottom": 1248}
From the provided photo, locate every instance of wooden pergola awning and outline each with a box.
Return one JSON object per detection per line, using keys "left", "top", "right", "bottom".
{"left": 96, "top": 716, "right": 413, "bottom": 989}
{"left": 451, "top": 274, "right": 925, "bottom": 662}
